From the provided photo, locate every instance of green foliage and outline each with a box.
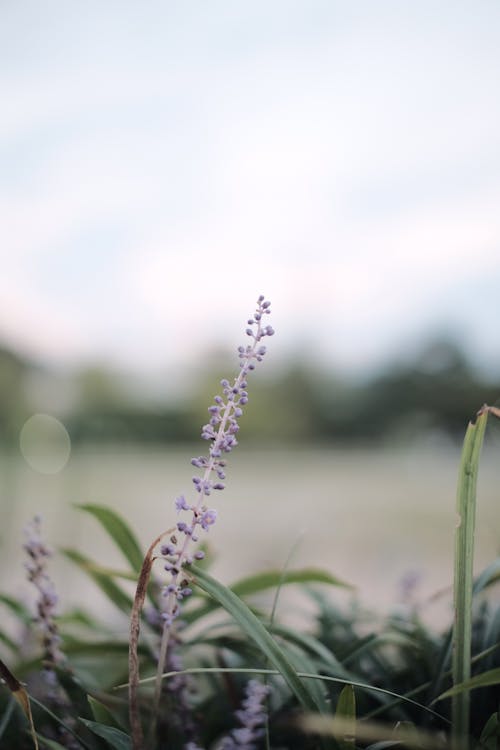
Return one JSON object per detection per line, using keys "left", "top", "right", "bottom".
{"left": 1, "top": 408, "right": 499, "bottom": 748}
{"left": 2, "top": 338, "right": 499, "bottom": 447}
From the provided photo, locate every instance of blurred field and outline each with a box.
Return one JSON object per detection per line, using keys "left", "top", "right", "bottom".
{"left": 1, "top": 443, "right": 498, "bottom": 632}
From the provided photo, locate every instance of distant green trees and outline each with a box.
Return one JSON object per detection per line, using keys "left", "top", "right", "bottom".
{"left": 0, "top": 339, "right": 498, "bottom": 448}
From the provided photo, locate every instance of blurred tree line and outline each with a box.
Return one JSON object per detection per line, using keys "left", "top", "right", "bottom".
{"left": 1, "top": 339, "right": 499, "bottom": 449}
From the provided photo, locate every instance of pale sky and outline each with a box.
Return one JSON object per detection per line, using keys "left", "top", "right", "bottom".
{"left": 1, "top": 1, "right": 500, "bottom": 378}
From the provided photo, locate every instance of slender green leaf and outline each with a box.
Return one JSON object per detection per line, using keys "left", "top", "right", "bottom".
{"left": 472, "top": 557, "right": 500, "bottom": 595}
{"left": 79, "top": 719, "right": 131, "bottom": 750}
{"left": 0, "top": 697, "right": 15, "bottom": 742}
{"left": 277, "top": 641, "right": 332, "bottom": 715}
{"left": 55, "top": 668, "right": 93, "bottom": 721}
{"left": 479, "top": 712, "right": 500, "bottom": 750}
{"left": 29, "top": 695, "right": 94, "bottom": 750}
{"left": 88, "top": 697, "right": 124, "bottom": 731}
{"left": 36, "top": 735, "right": 69, "bottom": 749}
{"left": 132, "top": 666, "right": 449, "bottom": 723}
{"left": 188, "top": 566, "right": 328, "bottom": 715}
{"left": 0, "top": 594, "right": 32, "bottom": 623}
{"left": 75, "top": 504, "right": 144, "bottom": 574}
{"left": 185, "top": 567, "right": 351, "bottom": 624}
{"left": 452, "top": 408, "right": 488, "bottom": 742}
{"left": 232, "top": 567, "right": 352, "bottom": 596}
{"left": 270, "top": 623, "right": 353, "bottom": 680}
{"left": 61, "top": 548, "right": 133, "bottom": 615}
{"left": 335, "top": 685, "right": 356, "bottom": 750}
{"left": 0, "top": 629, "right": 17, "bottom": 652}
{"left": 435, "top": 667, "right": 500, "bottom": 701}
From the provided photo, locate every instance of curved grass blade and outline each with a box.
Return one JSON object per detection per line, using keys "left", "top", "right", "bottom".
{"left": 61, "top": 548, "right": 133, "bottom": 615}
{"left": 0, "top": 629, "right": 17, "bottom": 652}
{"left": 0, "top": 593, "right": 32, "bottom": 624}
{"left": 187, "top": 566, "right": 328, "bottom": 716}
{"left": 0, "top": 696, "right": 15, "bottom": 742}
{"left": 434, "top": 667, "right": 500, "bottom": 702}
{"left": 35, "top": 736, "right": 68, "bottom": 749}
{"left": 232, "top": 568, "right": 352, "bottom": 596}
{"left": 479, "top": 712, "right": 500, "bottom": 749}
{"left": 88, "top": 695, "right": 123, "bottom": 730}
{"left": 75, "top": 504, "right": 144, "bottom": 574}
{"left": 28, "top": 695, "right": 94, "bottom": 750}
{"left": 472, "top": 557, "right": 500, "bottom": 594}
{"left": 270, "top": 623, "right": 353, "bottom": 680}
{"left": 132, "top": 666, "right": 450, "bottom": 724}
{"left": 185, "top": 567, "right": 351, "bottom": 624}
{"left": 79, "top": 718, "right": 131, "bottom": 750}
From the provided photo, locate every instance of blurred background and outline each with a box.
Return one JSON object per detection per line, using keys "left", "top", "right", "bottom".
{"left": 1, "top": 1, "right": 499, "bottom": 624}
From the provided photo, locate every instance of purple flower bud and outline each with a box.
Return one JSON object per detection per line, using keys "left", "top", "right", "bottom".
{"left": 161, "top": 543, "right": 177, "bottom": 556}
{"left": 200, "top": 509, "right": 217, "bottom": 530}
{"left": 175, "top": 495, "right": 190, "bottom": 512}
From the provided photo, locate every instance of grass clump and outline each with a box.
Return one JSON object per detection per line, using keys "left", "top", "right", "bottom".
{"left": 0, "top": 297, "right": 499, "bottom": 750}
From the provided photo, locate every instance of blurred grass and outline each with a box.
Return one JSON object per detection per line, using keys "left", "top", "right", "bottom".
{"left": 1, "top": 444, "right": 498, "bottom": 630}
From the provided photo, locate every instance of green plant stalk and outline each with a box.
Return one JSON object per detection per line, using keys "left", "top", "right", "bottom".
{"left": 452, "top": 407, "right": 488, "bottom": 746}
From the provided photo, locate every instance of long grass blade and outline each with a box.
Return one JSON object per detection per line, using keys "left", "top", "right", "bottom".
{"left": 61, "top": 548, "right": 133, "bottom": 614}
{"left": 130, "top": 666, "right": 450, "bottom": 724}
{"left": 435, "top": 667, "right": 500, "bottom": 702}
{"left": 75, "top": 504, "right": 145, "bottom": 574}
{"left": 452, "top": 407, "right": 489, "bottom": 744}
{"left": 187, "top": 566, "right": 328, "bottom": 715}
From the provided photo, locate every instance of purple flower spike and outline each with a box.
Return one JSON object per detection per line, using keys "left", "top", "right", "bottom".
{"left": 159, "top": 297, "right": 273, "bottom": 631}
{"left": 220, "top": 680, "right": 270, "bottom": 749}
{"left": 24, "top": 517, "right": 66, "bottom": 670}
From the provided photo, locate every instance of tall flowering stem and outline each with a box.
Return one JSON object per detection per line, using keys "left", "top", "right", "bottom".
{"left": 24, "top": 516, "right": 65, "bottom": 671}
{"left": 153, "top": 295, "right": 274, "bottom": 718}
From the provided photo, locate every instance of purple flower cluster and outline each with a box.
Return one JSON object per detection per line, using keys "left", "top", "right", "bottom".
{"left": 219, "top": 680, "right": 270, "bottom": 749}
{"left": 159, "top": 296, "right": 274, "bottom": 629}
{"left": 24, "top": 516, "right": 65, "bottom": 668}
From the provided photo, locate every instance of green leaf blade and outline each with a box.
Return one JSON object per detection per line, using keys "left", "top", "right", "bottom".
{"left": 79, "top": 718, "right": 131, "bottom": 750}
{"left": 75, "top": 504, "right": 144, "bottom": 574}
{"left": 61, "top": 548, "right": 133, "bottom": 615}
{"left": 188, "top": 566, "right": 328, "bottom": 717}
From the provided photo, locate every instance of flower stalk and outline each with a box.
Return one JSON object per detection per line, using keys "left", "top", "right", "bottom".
{"left": 152, "top": 295, "right": 274, "bottom": 729}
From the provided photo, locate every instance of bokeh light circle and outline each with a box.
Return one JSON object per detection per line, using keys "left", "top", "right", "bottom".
{"left": 19, "top": 414, "right": 71, "bottom": 474}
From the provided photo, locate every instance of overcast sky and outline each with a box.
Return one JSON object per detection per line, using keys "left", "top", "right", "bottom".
{"left": 1, "top": 1, "right": 500, "bottom": 380}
